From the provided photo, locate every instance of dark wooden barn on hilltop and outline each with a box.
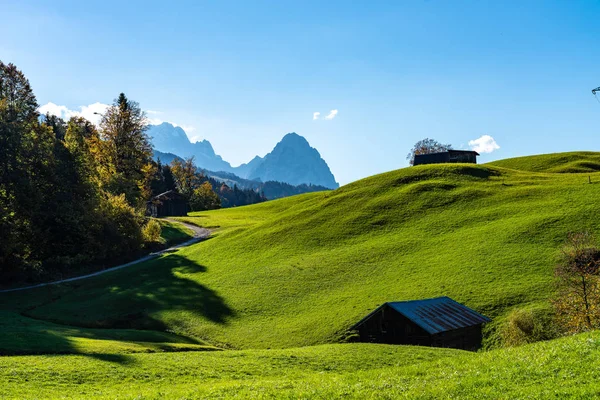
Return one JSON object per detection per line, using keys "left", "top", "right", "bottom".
{"left": 351, "top": 297, "right": 491, "bottom": 351}
{"left": 414, "top": 150, "right": 479, "bottom": 166}
{"left": 147, "top": 190, "right": 188, "bottom": 217}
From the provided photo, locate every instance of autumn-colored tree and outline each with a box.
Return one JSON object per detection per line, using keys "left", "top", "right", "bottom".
{"left": 190, "top": 181, "right": 221, "bottom": 211}
{"left": 553, "top": 232, "right": 600, "bottom": 334}
{"left": 406, "top": 138, "right": 452, "bottom": 166}
{"left": 0, "top": 62, "right": 150, "bottom": 283}
{"left": 171, "top": 157, "right": 202, "bottom": 199}
{"left": 98, "top": 93, "right": 153, "bottom": 207}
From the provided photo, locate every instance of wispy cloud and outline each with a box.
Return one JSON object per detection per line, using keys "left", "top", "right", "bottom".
{"left": 324, "top": 109, "right": 338, "bottom": 120}
{"left": 468, "top": 135, "right": 500, "bottom": 154}
{"left": 38, "top": 102, "right": 195, "bottom": 134}
{"left": 313, "top": 112, "right": 321, "bottom": 120}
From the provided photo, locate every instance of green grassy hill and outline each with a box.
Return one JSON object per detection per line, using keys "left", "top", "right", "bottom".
{"left": 1, "top": 332, "right": 600, "bottom": 398}
{"left": 488, "top": 151, "right": 600, "bottom": 173}
{"left": 3, "top": 156, "right": 600, "bottom": 350}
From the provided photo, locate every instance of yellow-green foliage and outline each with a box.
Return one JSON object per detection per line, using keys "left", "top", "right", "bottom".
{"left": 142, "top": 219, "right": 162, "bottom": 243}
{"left": 98, "top": 193, "right": 144, "bottom": 256}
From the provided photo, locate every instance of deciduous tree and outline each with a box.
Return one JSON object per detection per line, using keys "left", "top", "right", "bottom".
{"left": 98, "top": 93, "right": 153, "bottom": 207}
{"left": 406, "top": 138, "right": 452, "bottom": 166}
{"left": 553, "top": 232, "right": 600, "bottom": 333}
{"left": 190, "top": 181, "right": 221, "bottom": 211}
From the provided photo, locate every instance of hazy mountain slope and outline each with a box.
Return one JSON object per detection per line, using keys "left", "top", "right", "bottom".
{"left": 148, "top": 123, "right": 338, "bottom": 188}
{"left": 234, "top": 156, "right": 264, "bottom": 179}
{"left": 152, "top": 149, "right": 183, "bottom": 165}
{"left": 4, "top": 154, "right": 599, "bottom": 350}
{"left": 147, "top": 123, "right": 233, "bottom": 172}
{"left": 245, "top": 133, "right": 339, "bottom": 189}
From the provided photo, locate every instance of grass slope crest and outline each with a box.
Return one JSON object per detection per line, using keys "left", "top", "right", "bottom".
{"left": 2, "top": 152, "right": 600, "bottom": 352}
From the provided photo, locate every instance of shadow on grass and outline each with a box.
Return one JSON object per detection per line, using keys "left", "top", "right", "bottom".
{"left": 2, "top": 253, "right": 235, "bottom": 361}
{"left": 87, "top": 353, "right": 135, "bottom": 364}
{"left": 83, "top": 253, "right": 235, "bottom": 329}
{"left": 29, "top": 253, "right": 235, "bottom": 328}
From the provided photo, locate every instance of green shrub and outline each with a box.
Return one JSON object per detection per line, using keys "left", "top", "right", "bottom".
{"left": 142, "top": 219, "right": 162, "bottom": 244}
{"left": 97, "top": 193, "right": 144, "bottom": 260}
{"left": 500, "top": 304, "right": 559, "bottom": 346}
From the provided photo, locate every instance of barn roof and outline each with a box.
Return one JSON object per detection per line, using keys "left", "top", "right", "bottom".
{"left": 447, "top": 149, "right": 480, "bottom": 155}
{"left": 415, "top": 149, "right": 480, "bottom": 157}
{"left": 353, "top": 296, "right": 491, "bottom": 335}
{"left": 151, "top": 190, "right": 186, "bottom": 200}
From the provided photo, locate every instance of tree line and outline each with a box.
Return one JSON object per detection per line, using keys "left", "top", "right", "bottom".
{"left": 151, "top": 157, "right": 267, "bottom": 210}
{"left": 0, "top": 61, "right": 226, "bottom": 284}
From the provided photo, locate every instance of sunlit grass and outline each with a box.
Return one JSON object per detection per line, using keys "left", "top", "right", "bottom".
{"left": 3, "top": 156, "right": 600, "bottom": 350}
{"left": 1, "top": 332, "right": 600, "bottom": 398}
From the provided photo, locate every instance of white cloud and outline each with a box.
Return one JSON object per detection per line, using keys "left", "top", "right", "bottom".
{"left": 468, "top": 135, "right": 500, "bottom": 154}
{"left": 38, "top": 102, "right": 108, "bottom": 125}
{"left": 38, "top": 102, "right": 71, "bottom": 118}
{"left": 78, "top": 102, "right": 110, "bottom": 125}
{"left": 324, "top": 109, "right": 338, "bottom": 120}
{"left": 37, "top": 102, "right": 195, "bottom": 134}
{"left": 313, "top": 112, "right": 320, "bottom": 120}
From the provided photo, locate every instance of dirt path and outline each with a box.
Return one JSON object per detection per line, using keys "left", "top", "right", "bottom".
{"left": 0, "top": 219, "right": 210, "bottom": 294}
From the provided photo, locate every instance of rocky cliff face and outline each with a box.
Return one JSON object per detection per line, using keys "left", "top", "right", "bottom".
{"left": 243, "top": 133, "right": 338, "bottom": 189}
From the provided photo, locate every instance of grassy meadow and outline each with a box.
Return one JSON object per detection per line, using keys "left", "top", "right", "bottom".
{"left": 1, "top": 332, "right": 600, "bottom": 398}
{"left": 2, "top": 152, "right": 600, "bottom": 398}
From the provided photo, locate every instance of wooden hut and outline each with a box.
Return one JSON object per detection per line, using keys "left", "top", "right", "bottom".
{"left": 351, "top": 296, "right": 491, "bottom": 351}
{"left": 147, "top": 190, "right": 188, "bottom": 217}
{"left": 413, "top": 150, "right": 479, "bottom": 166}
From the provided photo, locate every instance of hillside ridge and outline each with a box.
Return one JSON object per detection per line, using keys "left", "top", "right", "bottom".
{"left": 3, "top": 155, "right": 600, "bottom": 350}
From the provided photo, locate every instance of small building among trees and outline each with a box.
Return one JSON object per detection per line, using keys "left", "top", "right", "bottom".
{"left": 147, "top": 190, "right": 188, "bottom": 217}
{"left": 413, "top": 150, "right": 479, "bottom": 166}
{"left": 351, "top": 296, "right": 491, "bottom": 351}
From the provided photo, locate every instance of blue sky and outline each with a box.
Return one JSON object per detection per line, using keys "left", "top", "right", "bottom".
{"left": 2, "top": 0, "right": 600, "bottom": 184}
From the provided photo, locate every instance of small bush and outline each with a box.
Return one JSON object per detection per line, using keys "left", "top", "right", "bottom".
{"left": 500, "top": 304, "right": 559, "bottom": 347}
{"left": 142, "top": 219, "right": 162, "bottom": 243}
{"left": 97, "top": 193, "right": 144, "bottom": 259}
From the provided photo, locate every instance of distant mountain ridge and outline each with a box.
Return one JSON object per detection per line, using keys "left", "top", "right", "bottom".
{"left": 147, "top": 123, "right": 339, "bottom": 189}
{"left": 243, "top": 133, "right": 338, "bottom": 189}
{"left": 152, "top": 150, "right": 332, "bottom": 200}
{"left": 148, "top": 123, "right": 232, "bottom": 172}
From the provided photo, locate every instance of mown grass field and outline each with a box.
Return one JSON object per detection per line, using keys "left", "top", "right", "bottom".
{"left": 2, "top": 152, "right": 600, "bottom": 398}
{"left": 1, "top": 332, "right": 600, "bottom": 398}
{"left": 489, "top": 151, "right": 600, "bottom": 173}
{"left": 4, "top": 156, "right": 600, "bottom": 349}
